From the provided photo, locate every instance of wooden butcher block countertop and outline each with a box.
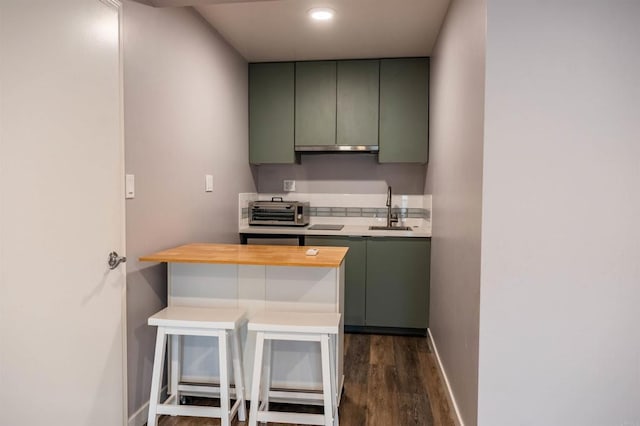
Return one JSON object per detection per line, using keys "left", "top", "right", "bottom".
{"left": 139, "top": 243, "right": 348, "bottom": 268}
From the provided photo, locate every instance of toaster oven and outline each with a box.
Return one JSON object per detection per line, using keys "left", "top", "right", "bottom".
{"left": 249, "top": 198, "right": 310, "bottom": 226}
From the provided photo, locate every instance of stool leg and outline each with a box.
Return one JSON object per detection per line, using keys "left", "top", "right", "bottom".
{"left": 248, "top": 331, "right": 265, "bottom": 426}
{"left": 320, "top": 334, "right": 335, "bottom": 426}
{"left": 260, "top": 338, "right": 272, "bottom": 416}
{"left": 147, "top": 327, "right": 167, "bottom": 426}
{"left": 330, "top": 334, "right": 339, "bottom": 426}
{"left": 170, "top": 334, "right": 181, "bottom": 406}
{"left": 219, "top": 330, "right": 231, "bottom": 426}
{"left": 231, "top": 329, "right": 247, "bottom": 421}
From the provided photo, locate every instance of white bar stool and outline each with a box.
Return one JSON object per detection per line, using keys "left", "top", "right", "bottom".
{"left": 248, "top": 311, "right": 341, "bottom": 426}
{"left": 147, "top": 306, "right": 247, "bottom": 426}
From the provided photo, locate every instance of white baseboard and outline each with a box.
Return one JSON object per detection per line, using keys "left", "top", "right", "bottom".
{"left": 128, "top": 386, "right": 168, "bottom": 426}
{"left": 427, "top": 329, "right": 465, "bottom": 426}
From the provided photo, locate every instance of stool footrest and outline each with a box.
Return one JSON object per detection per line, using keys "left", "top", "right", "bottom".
{"left": 256, "top": 410, "right": 327, "bottom": 425}
{"left": 156, "top": 404, "right": 221, "bottom": 418}
{"left": 177, "top": 382, "right": 243, "bottom": 398}
{"left": 155, "top": 398, "right": 243, "bottom": 419}
{"left": 268, "top": 389, "right": 324, "bottom": 404}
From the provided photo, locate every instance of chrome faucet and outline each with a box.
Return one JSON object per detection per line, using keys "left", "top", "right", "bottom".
{"left": 386, "top": 186, "right": 398, "bottom": 228}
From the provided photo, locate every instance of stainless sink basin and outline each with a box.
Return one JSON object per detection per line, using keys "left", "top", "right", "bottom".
{"left": 368, "top": 226, "right": 413, "bottom": 231}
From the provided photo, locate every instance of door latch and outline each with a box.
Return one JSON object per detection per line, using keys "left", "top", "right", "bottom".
{"left": 108, "top": 251, "right": 127, "bottom": 270}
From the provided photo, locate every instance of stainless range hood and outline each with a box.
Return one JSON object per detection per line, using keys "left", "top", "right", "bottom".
{"left": 294, "top": 145, "right": 379, "bottom": 152}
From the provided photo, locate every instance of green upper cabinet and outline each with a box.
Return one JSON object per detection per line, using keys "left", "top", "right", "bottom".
{"left": 295, "top": 61, "right": 337, "bottom": 147}
{"left": 249, "top": 58, "right": 428, "bottom": 163}
{"left": 249, "top": 62, "right": 295, "bottom": 164}
{"left": 336, "top": 60, "right": 379, "bottom": 146}
{"left": 379, "top": 58, "right": 429, "bottom": 163}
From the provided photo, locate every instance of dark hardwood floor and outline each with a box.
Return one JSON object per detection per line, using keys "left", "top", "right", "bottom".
{"left": 156, "top": 333, "right": 456, "bottom": 426}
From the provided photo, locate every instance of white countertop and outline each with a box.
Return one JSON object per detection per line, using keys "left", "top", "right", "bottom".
{"left": 239, "top": 222, "right": 431, "bottom": 238}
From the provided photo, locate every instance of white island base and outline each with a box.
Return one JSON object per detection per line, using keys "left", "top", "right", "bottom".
{"left": 166, "top": 261, "right": 345, "bottom": 403}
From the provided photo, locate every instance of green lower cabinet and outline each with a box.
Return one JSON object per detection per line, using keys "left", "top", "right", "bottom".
{"left": 305, "top": 236, "right": 430, "bottom": 330}
{"left": 365, "top": 237, "right": 430, "bottom": 329}
{"left": 305, "top": 236, "right": 367, "bottom": 326}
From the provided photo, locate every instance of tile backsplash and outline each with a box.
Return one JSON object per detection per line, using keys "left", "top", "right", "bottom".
{"left": 239, "top": 192, "right": 432, "bottom": 225}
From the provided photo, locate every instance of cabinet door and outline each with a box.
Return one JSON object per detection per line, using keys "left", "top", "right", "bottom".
{"left": 305, "top": 236, "right": 367, "bottom": 326}
{"left": 249, "top": 62, "right": 295, "bottom": 164}
{"left": 336, "top": 60, "right": 379, "bottom": 146}
{"left": 366, "top": 238, "right": 430, "bottom": 328}
{"left": 379, "top": 58, "right": 429, "bottom": 163}
{"left": 295, "top": 61, "right": 337, "bottom": 147}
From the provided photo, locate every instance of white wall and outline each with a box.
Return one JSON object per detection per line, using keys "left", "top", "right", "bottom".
{"left": 122, "top": 1, "right": 255, "bottom": 418}
{"left": 426, "top": 0, "right": 486, "bottom": 424}
{"left": 479, "top": 1, "right": 640, "bottom": 424}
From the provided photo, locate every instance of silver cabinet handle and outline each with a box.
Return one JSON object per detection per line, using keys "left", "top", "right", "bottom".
{"left": 108, "top": 251, "right": 127, "bottom": 270}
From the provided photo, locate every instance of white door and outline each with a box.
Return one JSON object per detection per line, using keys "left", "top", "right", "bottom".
{"left": 0, "top": 0, "right": 126, "bottom": 425}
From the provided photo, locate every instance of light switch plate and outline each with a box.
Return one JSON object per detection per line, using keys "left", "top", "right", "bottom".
{"left": 283, "top": 179, "right": 296, "bottom": 192}
{"left": 125, "top": 174, "right": 135, "bottom": 199}
{"left": 205, "top": 175, "right": 213, "bottom": 192}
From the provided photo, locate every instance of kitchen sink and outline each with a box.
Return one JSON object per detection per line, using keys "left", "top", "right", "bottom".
{"left": 368, "top": 226, "right": 413, "bottom": 231}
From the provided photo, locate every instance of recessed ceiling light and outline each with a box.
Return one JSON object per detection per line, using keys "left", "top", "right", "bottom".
{"left": 308, "top": 8, "right": 335, "bottom": 21}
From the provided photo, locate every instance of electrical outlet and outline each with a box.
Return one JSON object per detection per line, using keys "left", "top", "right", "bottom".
{"left": 283, "top": 180, "right": 296, "bottom": 192}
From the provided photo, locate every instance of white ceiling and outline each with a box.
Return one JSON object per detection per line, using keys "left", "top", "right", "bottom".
{"left": 138, "top": 0, "right": 451, "bottom": 62}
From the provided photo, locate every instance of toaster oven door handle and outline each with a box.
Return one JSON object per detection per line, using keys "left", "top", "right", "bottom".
{"left": 271, "top": 196, "right": 283, "bottom": 202}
